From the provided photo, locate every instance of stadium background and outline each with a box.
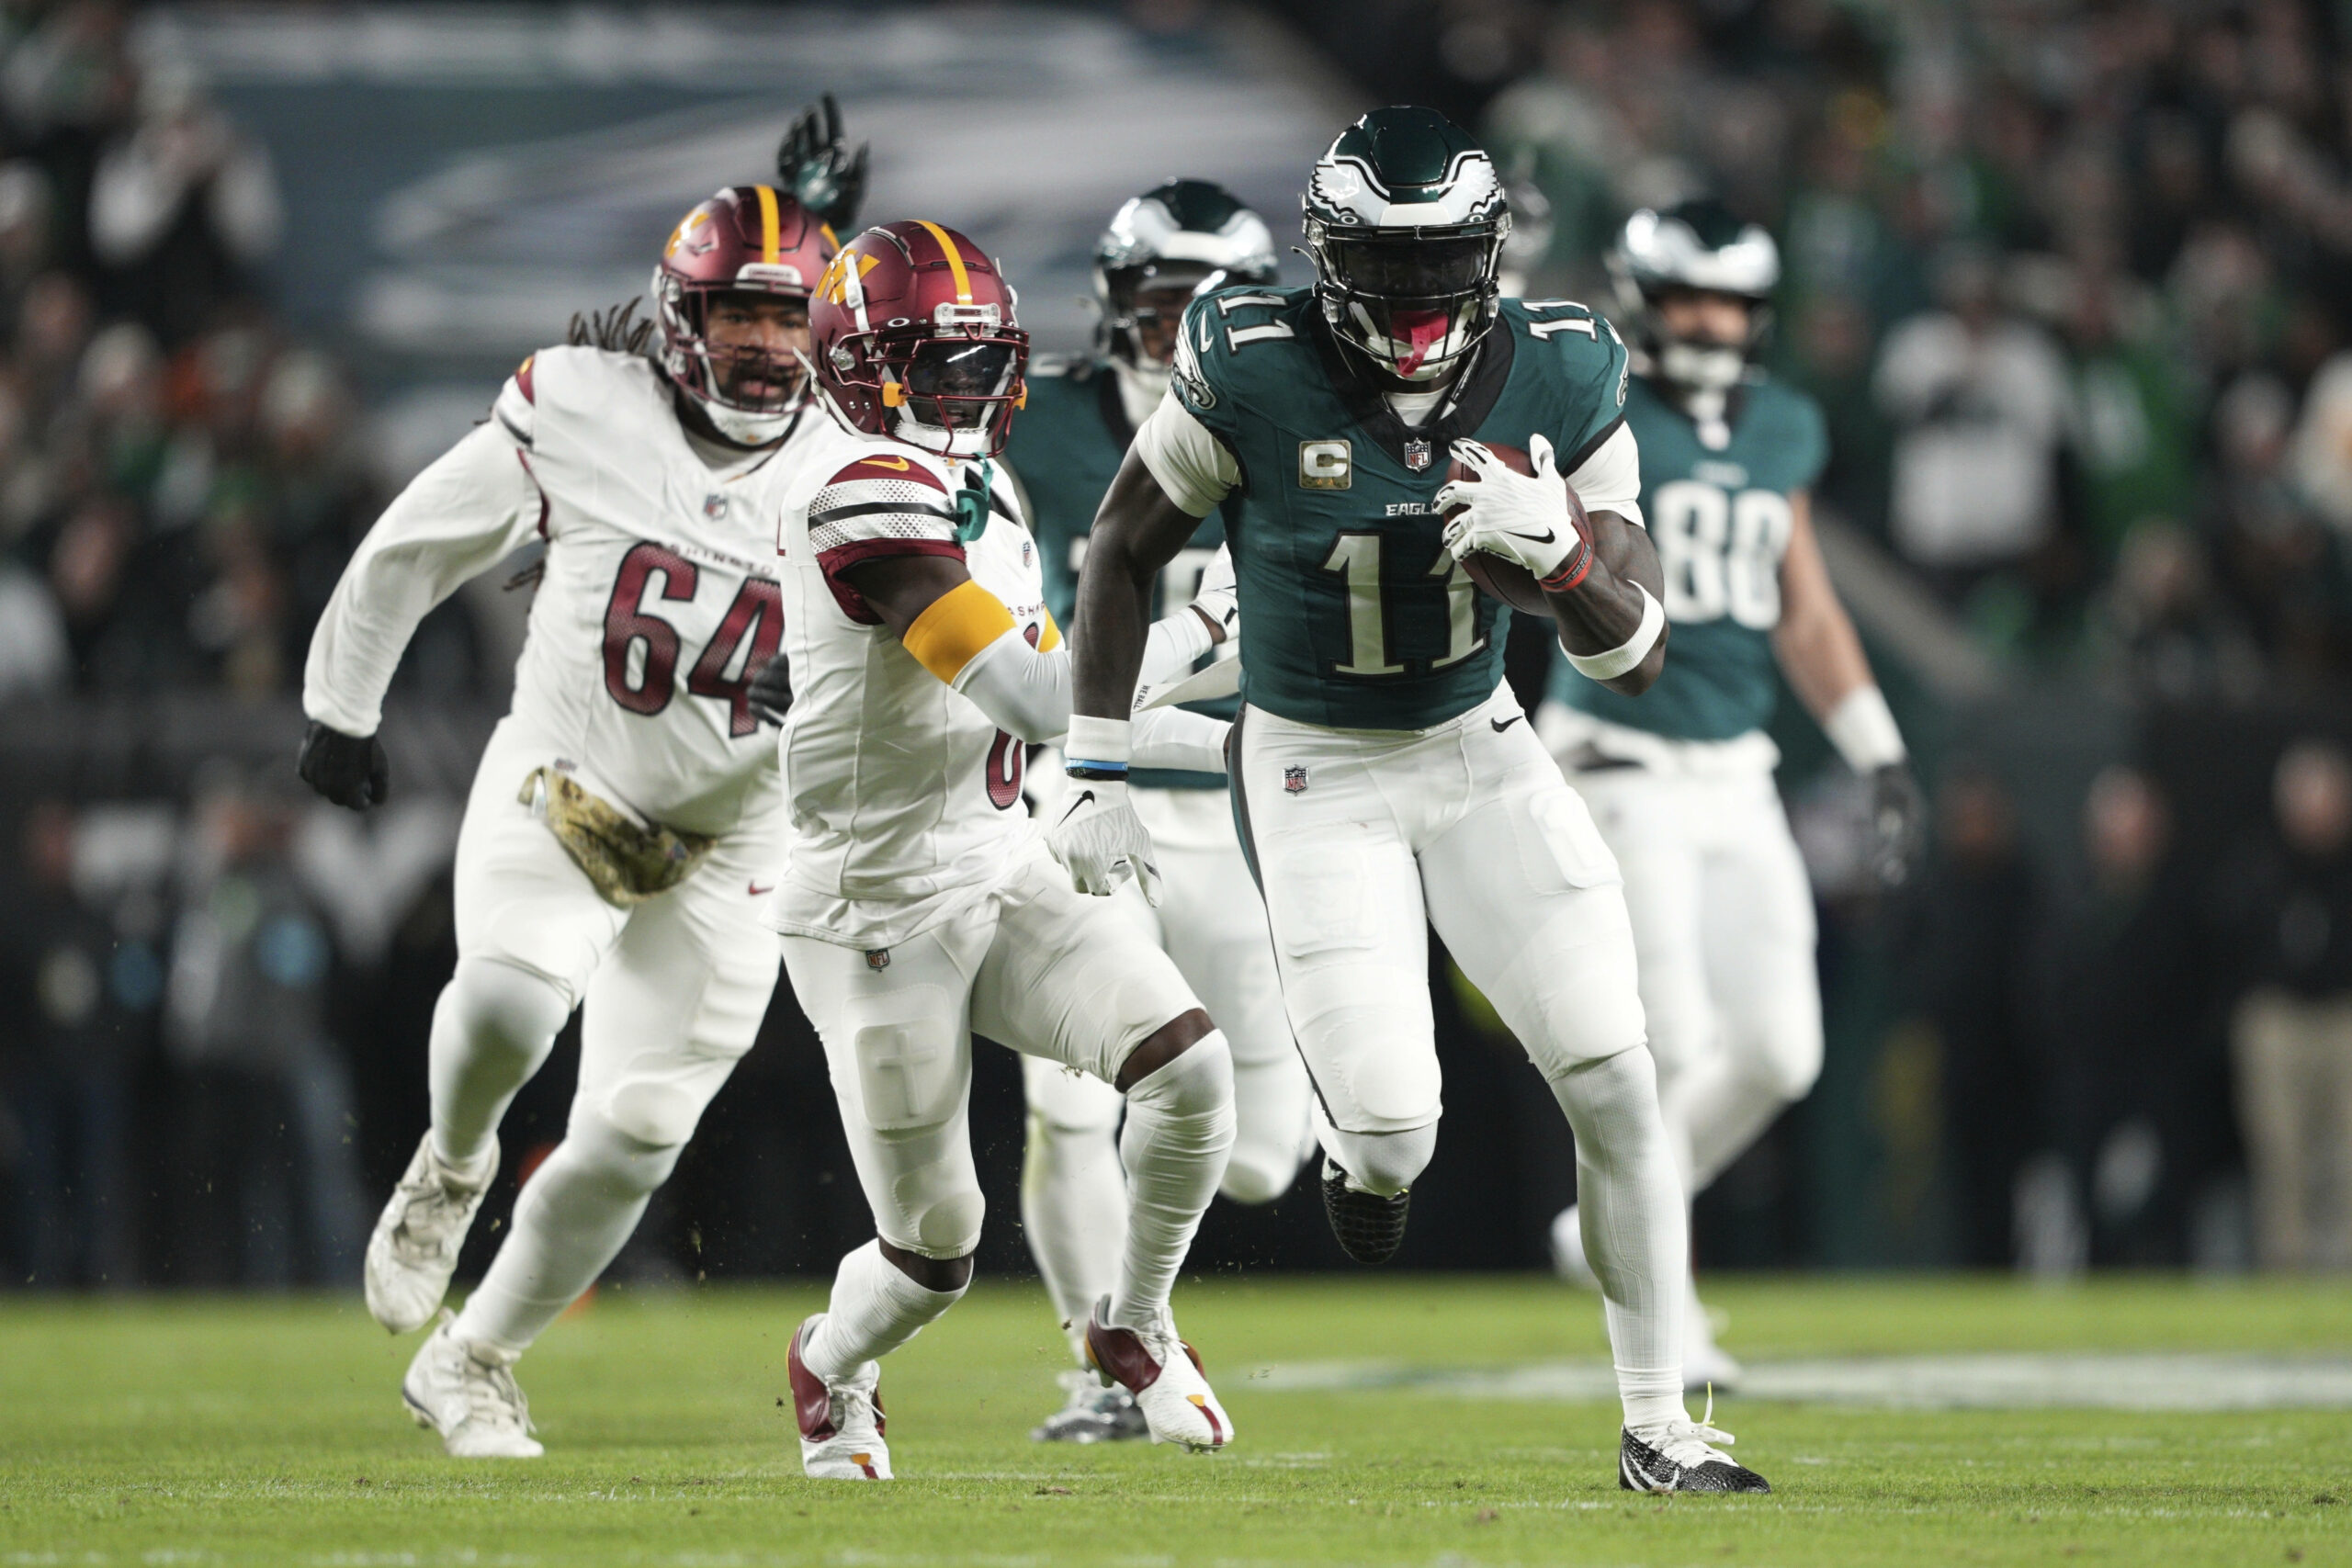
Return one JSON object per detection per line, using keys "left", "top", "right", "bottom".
{"left": 2, "top": 0, "right": 2346, "bottom": 1296}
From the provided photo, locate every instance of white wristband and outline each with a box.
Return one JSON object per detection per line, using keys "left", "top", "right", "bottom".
{"left": 1065, "top": 714, "right": 1133, "bottom": 767}
{"left": 1566, "top": 584, "right": 1667, "bottom": 682}
{"left": 1824, "top": 685, "right": 1906, "bottom": 773}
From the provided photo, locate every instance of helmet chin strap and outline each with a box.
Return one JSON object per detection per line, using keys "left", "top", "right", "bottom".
{"left": 692, "top": 388, "right": 798, "bottom": 446}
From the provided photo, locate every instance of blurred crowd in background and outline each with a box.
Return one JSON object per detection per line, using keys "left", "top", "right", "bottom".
{"left": 7, "top": 0, "right": 2352, "bottom": 1291}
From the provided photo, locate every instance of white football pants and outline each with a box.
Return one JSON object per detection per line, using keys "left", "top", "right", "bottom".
{"left": 1235, "top": 686, "right": 1688, "bottom": 1423}
{"left": 1020, "top": 786, "right": 1313, "bottom": 1351}
{"left": 437, "top": 716, "right": 782, "bottom": 1355}
{"left": 1537, "top": 704, "right": 1823, "bottom": 1193}
{"left": 782, "top": 839, "right": 1223, "bottom": 1262}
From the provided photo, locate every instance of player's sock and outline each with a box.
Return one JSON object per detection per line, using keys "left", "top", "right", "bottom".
{"left": 1549, "top": 1046, "right": 1686, "bottom": 1431}
{"left": 428, "top": 957, "right": 571, "bottom": 1172}
{"left": 801, "top": 1239, "right": 966, "bottom": 1382}
{"left": 1107, "top": 1031, "right": 1234, "bottom": 1329}
{"left": 1020, "top": 1108, "right": 1129, "bottom": 1362}
{"left": 450, "top": 1111, "right": 680, "bottom": 1354}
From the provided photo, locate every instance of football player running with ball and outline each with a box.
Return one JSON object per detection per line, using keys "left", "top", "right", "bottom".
{"left": 300, "top": 121, "right": 862, "bottom": 1456}
{"left": 1003, "top": 180, "right": 1317, "bottom": 1444}
{"left": 772, "top": 220, "right": 1243, "bottom": 1480}
{"left": 1056, "top": 107, "right": 1769, "bottom": 1494}
{"left": 1544, "top": 202, "right": 1923, "bottom": 1389}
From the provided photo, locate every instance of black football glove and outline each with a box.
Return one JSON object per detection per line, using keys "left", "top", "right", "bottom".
{"left": 298, "top": 720, "right": 390, "bottom": 811}
{"left": 1867, "top": 761, "right": 1927, "bottom": 890}
{"left": 776, "top": 93, "right": 868, "bottom": 233}
{"left": 747, "top": 652, "right": 794, "bottom": 728}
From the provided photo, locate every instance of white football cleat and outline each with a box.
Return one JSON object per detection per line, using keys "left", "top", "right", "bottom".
{"left": 1030, "top": 1369, "right": 1149, "bottom": 1444}
{"left": 787, "top": 1314, "right": 891, "bottom": 1480}
{"left": 401, "top": 1310, "right": 543, "bottom": 1459}
{"left": 367, "top": 1133, "right": 496, "bottom": 1335}
{"left": 1084, "top": 1297, "right": 1232, "bottom": 1452}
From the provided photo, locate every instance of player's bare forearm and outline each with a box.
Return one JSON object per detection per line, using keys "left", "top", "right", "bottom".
{"left": 1772, "top": 491, "right": 1873, "bottom": 720}
{"left": 1546, "top": 510, "right": 1668, "bottom": 696}
{"left": 1071, "top": 449, "right": 1203, "bottom": 720}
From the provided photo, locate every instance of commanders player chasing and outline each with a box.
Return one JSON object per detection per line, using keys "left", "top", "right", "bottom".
{"left": 1544, "top": 203, "right": 1923, "bottom": 1387}
{"left": 1004, "top": 180, "right": 1316, "bottom": 1443}
{"left": 1056, "top": 107, "right": 1770, "bottom": 1493}
{"left": 772, "top": 220, "right": 1244, "bottom": 1480}
{"left": 296, "top": 103, "right": 870, "bottom": 1459}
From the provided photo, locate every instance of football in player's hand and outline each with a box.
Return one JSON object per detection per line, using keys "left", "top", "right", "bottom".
{"left": 1440, "top": 442, "right": 1551, "bottom": 614}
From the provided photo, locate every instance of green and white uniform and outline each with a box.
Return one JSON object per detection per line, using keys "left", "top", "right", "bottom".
{"left": 1538, "top": 369, "right": 1828, "bottom": 1183}
{"left": 1003, "top": 356, "right": 1310, "bottom": 1228}
{"left": 1136, "top": 286, "right": 1652, "bottom": 1137}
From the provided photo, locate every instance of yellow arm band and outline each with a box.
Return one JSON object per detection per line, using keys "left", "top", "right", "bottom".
{"left": 1035, "top": 607, "right": 1062, "bottom": 652}
{"left": 901, "top": 579, "right": 1018, "bottom": 684}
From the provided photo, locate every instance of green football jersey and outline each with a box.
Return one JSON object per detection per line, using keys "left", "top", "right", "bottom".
{"left": 1172, "top": 288, "right": 1632, "bottom": 730}
{"left": 1003, "top": 355, "right": 1231, "bottom": 789}
{"left": 1551, "top": 372, "right": 1828, "bottom": 741}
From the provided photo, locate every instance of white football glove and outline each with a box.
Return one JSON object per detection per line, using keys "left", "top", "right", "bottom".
{"left": 1188, "top": 543, "right": 1239, "bottom": 644}
{"left": 1431, "top": 433, "right": 1593, "bottom": 588}
{"left": 1047, "top": 776, "right": 1161, "bottom": 905}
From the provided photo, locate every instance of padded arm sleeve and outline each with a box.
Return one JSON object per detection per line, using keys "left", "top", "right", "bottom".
{"left": 1564, "top": 422, "right": 1644, "bottom": 529}
{"left": 945, "top": 607, "right": 1211, "bottom": 744}
{"left": 1132, "top": 389, "right": 1240, "bottom": 518}
{"left": 302, "top": 418, "right": 541, "bottom": 737}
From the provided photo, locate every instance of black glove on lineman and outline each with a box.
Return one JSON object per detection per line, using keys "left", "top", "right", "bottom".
{"left": 747, "top": 652, "right": 794, "bottom": 728}
{"left": 1868, "top": 761, "right": 1927, "bottom": 890}
{"left": 298, "top": 720, "right": 390, "bottom": 811}
{"left": 776, "top": 93, "right": 868, "bottom": 233}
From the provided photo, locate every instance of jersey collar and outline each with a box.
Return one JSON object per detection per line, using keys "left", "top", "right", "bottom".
{"left": 1307, "top": 309, "right": 1516, "bottom": 476}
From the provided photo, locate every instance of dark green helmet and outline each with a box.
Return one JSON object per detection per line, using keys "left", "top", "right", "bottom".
{"left": 1094, "top": 178, "right": 1278, "bottom": 370}
{"left": 1302, "top": 107, "right": 1510, "bottom": 383}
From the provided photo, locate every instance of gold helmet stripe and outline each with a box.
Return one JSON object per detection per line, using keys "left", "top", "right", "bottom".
{"left": 914, "top": 220, "right": 973, "bottom": 304}
{"left": 754, "top": 185, "right": 781, "bottom": 265}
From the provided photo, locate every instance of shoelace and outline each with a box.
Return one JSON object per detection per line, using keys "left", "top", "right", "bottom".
{"left": 1642, "top": 1388, "right": 1737, "bottom": 1469}
{"left": 392, "top": 1166, "right": 480, "bottom": 1259}
{"left": 462, "top": 1352, "right": 535, "bottom": 1436}
{"left": 830, "top": 1384, "right": 880, "bottom": 1438}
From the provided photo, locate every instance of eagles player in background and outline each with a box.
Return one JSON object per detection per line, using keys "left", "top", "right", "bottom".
{"left": 1544, "top": 201, "right": 1923, "bottom": 1389}
{"left": 1055, "top": 107, "right": 1770, "bottom": 1493}
{"left": 296, "top": 103, "right": 868, "bottom": 1459}
{"left": 1003, "top": 180, "right": 1314, "bottom": 1444}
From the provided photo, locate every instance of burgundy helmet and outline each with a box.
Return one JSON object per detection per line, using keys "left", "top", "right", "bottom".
{"left": 653, "top": 185, "right": 836, "bottom": 443}
{"left": 810, "top": 220, "right": 1029, "bottom": 458}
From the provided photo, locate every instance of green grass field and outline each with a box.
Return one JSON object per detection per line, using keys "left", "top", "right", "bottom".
{"left": 5, "top": 1276, "right": 2350, "bottom": 1566}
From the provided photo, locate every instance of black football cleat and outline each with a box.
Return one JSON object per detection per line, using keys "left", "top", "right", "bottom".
{"left": 1618, "top": 1420, "right": 1771, "bottom": 1494}
{"left": 1320, "top": 1159, "right": 1410, "bottom": 1264}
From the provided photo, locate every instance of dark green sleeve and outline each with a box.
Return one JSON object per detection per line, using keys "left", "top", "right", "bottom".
{"left": 1170, "top": 295, "right": 1245, "bottom": 450}
{"left": 1789, "top": 387, "right": 1831, "bottom": 492}
{"left": 1557, "top": 319, "right": 1633, "bottom": 469}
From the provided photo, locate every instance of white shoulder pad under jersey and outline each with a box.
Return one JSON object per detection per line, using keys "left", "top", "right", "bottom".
{"left": 496, "top": 345, "right": 820, "bottom": 837}
{"left": 771, "top": 418, "right": 1051, "bottom": 948}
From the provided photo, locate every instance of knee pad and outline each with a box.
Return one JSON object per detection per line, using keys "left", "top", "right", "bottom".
{"left": 1730, "top": 1018, "right": 1823, "bottom": 1104}
{"left": 1218, "top": 1141, "right": 1303, "bottom": 1205}
{"left": 544, "top": 1107, "right": 685, "bottom": 1203}
{"left": 444, "top": 956, "right": 572, "bottom": 1066}
{"left": 1550, "top": 1045, "right": 1665, "bottom": 1162}
{"left": 1321, "top": 1121, "right": 1437, "bottom": 1197}
{"left": 1125, "top": 1029, "right": 1235, "bottom": 1122}
{"left": 872, "top": 1128, "right": 989, "bottom": 1259}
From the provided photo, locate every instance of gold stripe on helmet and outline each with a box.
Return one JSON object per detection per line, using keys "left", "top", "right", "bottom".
{"left": 754, "top": 185, "right": 780, "bottom": 265}
{"left": 914, "top": 220, "right": 972, "bottom": 303}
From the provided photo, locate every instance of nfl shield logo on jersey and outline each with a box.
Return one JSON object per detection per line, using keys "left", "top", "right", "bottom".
{"left": 1404, "top": 438, "right": 1432, "bottom": 472}
{"left": 704, "top": 492, "right": 729, "bottom": 522}
{"left": 1283, "top": 765, "right": 1310, "bottom": 795}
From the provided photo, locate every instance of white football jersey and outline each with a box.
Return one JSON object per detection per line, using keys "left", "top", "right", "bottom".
{"left": 306, "top": 345, "right": 821, "bottom": 839}
{"left": 768, "top": 416, "right": 1053, "bottom": 950}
